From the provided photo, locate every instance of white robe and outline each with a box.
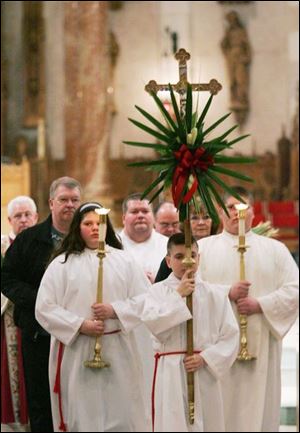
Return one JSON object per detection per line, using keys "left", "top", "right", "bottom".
{"left": 198, "top": 230, "right": 299, "bottom": 432}
{"left": 119, "top": 229, "right": 168, "bottom": 280}
{"left": 119, "top": 228, "right": 168, "bottom": 406}
{"left": 35, "top": 247, "right": 151, "bottom": 432}
{"left": 141, "top": 273, "right": 239, "bottom": 432}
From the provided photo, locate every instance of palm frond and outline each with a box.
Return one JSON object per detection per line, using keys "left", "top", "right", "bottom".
{"left": 135, "top": 105, "right": 175, "bottom": 138}
{"left": 202, "top": 112, "right": 231, "bottom": 138}
{"left": 196, "top": 94, "right": 213, "bottom": 129}
{"left": 186, "top": 84, "right": 193, "bottom": 132}
{"left": 128, "top": 118, "right": 171, "bottom": 143}
{"left": 209, "top": 165, "right": 254, "bottom": 182}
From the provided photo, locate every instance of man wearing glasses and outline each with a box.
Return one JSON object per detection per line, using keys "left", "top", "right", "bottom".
{"left": 154, "top": 201, "right": 181, "bottom": 238}
{"left": 2, "top": 177, "right": 82, "bottom": 432}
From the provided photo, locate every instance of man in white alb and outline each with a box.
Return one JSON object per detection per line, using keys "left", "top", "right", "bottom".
{"left": 198, "top": 186, "right": 299, "bottom": 432}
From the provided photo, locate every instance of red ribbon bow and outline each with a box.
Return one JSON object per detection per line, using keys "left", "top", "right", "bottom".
{"left": 172, "top": 144, "right": 214, "bottom": 208}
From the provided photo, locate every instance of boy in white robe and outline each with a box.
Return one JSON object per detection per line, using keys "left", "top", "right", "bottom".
{"left": 140, "top": 232, "right": 240, "bottom": 432}
{"left": 35, "top": 203, "right": 151, "bottom": 433}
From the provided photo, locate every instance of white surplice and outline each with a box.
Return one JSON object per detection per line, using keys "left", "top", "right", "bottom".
{"left": 119, "top": 229, "right": 168, "bottom": 280}
{"left": 119, "top": 228, "right": 168, "bottom": 405}
{"left": 35, "top": 247, "right": 151, "bottom": 432}
{"left": 198, "top": 230, "right": 299, "bottom": 432}
{"left": 141, "top": 273, "right": 239, "bottom": 432}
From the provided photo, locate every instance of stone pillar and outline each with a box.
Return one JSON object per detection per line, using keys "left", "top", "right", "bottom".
{"left": 64, "top": 1, "right": 110, "bottom": 201}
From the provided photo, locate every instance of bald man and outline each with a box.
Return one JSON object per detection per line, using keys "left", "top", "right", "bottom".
{"left": 154, "top": 201, "right": 181, "bottom": 238}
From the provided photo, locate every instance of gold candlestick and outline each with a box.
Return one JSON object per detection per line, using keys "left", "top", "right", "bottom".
{"left": 182, "top": 218, "right": 196, "bottom": 424}
{"left": 235, "top": 204, "right": 256, "bottom": 362}
{"left": 84, "top": 208, "right": 111, "bottom": 369}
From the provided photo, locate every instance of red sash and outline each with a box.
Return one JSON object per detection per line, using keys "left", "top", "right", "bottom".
{"left": 151, "top": 350, "right": 201, "bottom": 432}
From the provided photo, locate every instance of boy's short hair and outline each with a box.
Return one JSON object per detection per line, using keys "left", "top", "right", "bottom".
{"left": 167, "top": 232, "right": 198, "bottom": 255}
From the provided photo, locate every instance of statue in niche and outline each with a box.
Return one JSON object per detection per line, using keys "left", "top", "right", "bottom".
{"left": 14, "top": 135, "right": 30, "bottom": 164}
{"left": 221, "top": 10, "right": 251, "bottom": 125}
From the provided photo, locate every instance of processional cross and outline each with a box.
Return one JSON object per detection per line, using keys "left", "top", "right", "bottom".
{"left": 145, "top": 48, "right": 222, "bottom": 425}
{"left": 145, "top": 48, "right": 222, "bottom": 116}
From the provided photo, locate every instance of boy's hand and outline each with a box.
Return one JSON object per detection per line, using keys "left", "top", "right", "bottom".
{"left": 183, "top": 353, "right": 206, "bottom": 372}
{"left": 177, "top": 269, "right": 195, "bottom": 297}
{"left": 92, "top": 303, "right": 117, "bottom": 320}
{"left": 79, "top": 319, "right": 104, "bottom": 337}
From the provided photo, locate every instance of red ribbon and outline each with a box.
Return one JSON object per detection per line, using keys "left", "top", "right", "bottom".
{"left": 172, "top": 144, "right": 214, "bottom": 207}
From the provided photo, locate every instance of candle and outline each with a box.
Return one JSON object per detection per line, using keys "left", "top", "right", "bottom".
{"left": 37, "top": 118, "right": 46, "bottom": 160}
{"left": 95, "top": 208, "right": 110, "bottom": 242}
{"left": 235, "top": 203, "right": 249, "bottom": 245}
{"left": 238, "top": 217, "right": 245, "bottom": 237}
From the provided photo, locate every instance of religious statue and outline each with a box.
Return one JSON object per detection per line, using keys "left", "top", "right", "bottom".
{"left": 221, "top": 11, "right": 251, "bottom": 125}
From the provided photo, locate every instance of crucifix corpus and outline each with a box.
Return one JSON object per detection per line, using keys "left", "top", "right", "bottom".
{"left": 124, "top": 47, "right": 255, "bottom": 427}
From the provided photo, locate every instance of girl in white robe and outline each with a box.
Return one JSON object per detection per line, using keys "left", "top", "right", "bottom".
{"left": 140, "top": 233, "right": 240, "bottom": 432}
{"left": 35, "top": 203, "right": 151, "bottom": 432}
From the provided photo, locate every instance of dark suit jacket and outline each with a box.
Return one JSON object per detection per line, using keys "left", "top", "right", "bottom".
{"left": 1, "top": 215, "right": 54, "bottom": 337}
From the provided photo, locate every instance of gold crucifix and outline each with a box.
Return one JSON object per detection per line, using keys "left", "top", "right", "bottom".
{"left": 145, "top": 48, "right": 222, "bottom": 425}
{"left": 145, "top": 48, "right": 222, "bottom": 117}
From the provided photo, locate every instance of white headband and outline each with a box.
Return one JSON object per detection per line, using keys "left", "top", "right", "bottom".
{"left": 80, "top": 203, "right": 102, "bottom": 213}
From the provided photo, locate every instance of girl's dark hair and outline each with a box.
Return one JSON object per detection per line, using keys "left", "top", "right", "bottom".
{"left": 51, "top": 202, "right": 123, "bottom": 263}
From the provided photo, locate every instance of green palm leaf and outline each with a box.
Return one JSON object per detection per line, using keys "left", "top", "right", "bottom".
{"left": 206, "top": 170, "right": 248, "bottom": 204}
{"left": 217, "top": 124, "right": 239, "bottom": 141}
{"left": 150, "top": 91, "right": 178, "bottom": 132}
{"left": 214, "top": 155, "right": 257, "bottom": 164}
{"left": 196, "top": 94, "right": 213, "bottom": 129}
{"left": 146, "top": 185, "right": 165, "bottom": 203}
{"left": 128, "top": 158, "right": 174, "bottom": 167}
{"left": 202, "top": 112, "right": 231, "bottom": 138}
{"left": 186, "top": 83, "right": 193, "bottom": 132}
{"left": 196, "top": 179, "right": 219, "bottom": 225}
{"left": 128, "top": 118, "right": 171, "bottom": 143}
{"left": 205, "top": 178, "right": 229, "bottom": 217}
{"left": 141, "top": 170, "right": 169, "bottom": 198}
{"left": 135, "top": 105, "right": 175, "bottom": 138}
{"left": 123, "top": 141, "right": 169, "bottom": 152}
{"left": 226, "top": 134, "right": 250, "bottom": 147}
{"left": 168, "top": 84, "right": 186, "bottom": 142}
{"left": 209, "top": 165, "right": 254, "bottom": 182}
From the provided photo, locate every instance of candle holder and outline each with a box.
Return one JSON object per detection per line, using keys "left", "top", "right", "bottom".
{"left": 234, "top": 204, "right": 256, "bottom": 362}
{"left": 84, "top": 208, "right": 111, "bottom": 369}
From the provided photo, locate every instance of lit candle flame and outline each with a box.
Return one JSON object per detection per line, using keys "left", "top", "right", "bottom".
{"left": 235, "top": 203, "right": 248, "bottom": 238}
{"left": 95, "top": 208, "right": 110, "bottom": 242}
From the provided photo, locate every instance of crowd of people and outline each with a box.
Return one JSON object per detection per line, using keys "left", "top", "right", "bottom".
{"left": 1, "top": 181, "right": 298, "bottom": 433}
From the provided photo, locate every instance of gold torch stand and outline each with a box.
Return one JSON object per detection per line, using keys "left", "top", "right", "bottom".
{"left": 182, "top": 218, "right": 196, "bottom": 424}
{"left": 235, "top": 204, "right": 256, "bottom": 362}
{"left": 84, "top": 208, "right": 110, "bottom": 369}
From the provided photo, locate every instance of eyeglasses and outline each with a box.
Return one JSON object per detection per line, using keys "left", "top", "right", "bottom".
{"left": 55, "top": 197, "right": 81, "bottom": 205}
{"left": 158, "top": 222, "right": 180, "bottom": 228}
{"left": 190, "top": 214, "right": 211, "bottom": 221}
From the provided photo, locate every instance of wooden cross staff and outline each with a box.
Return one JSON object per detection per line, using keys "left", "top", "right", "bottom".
{"left": 145, "top": 48, "right": 222, "bottom": 425}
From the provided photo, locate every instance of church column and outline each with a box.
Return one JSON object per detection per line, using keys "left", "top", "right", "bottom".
{"left": 64, "top": 1, "right": 110, "bottom": 199}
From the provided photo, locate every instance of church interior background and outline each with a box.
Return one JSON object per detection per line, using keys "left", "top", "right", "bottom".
{"left": 1, "top": 1, "right": 299, "bottom": 430}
